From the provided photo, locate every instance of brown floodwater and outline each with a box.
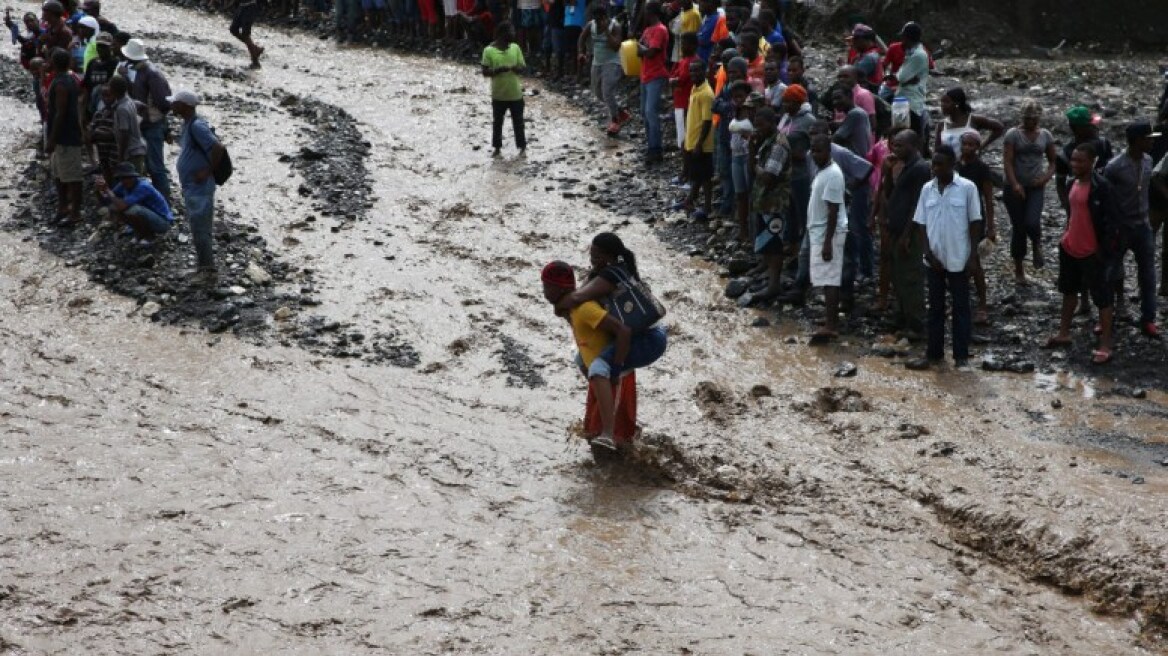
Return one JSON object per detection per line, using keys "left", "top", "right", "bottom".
{"left": 0, "top": 2, "right": 1165, "bottom": 653}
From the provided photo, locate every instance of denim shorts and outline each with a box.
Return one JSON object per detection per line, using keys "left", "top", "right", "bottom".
{"left": 731, "top": 154, "right": 751, "bottom": 193}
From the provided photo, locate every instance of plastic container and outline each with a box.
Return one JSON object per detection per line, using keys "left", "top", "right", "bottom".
{"left": 620, "top": 40, "right": 641, "bottom": 78}
{"left": 891, "top": 96, "right": 911, "bottom": 129}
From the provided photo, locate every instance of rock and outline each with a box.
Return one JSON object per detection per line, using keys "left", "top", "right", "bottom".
{"left": 736, "top": 293, "right": 754, "bottom": 308}
{"left": 1051, "top": 398, "right": 1063, "bottom": 409}
{"left": 727, "top": 257, "right": 753, "bottom": 276}
{"left": 1131, "top": 388, "right": 1147, "bottom": 399}
{"left": 245, "top": 262, "right": 272, "bottom": 285}
{"left": 229, "top": 285, "right": 247, "bottom": 295}
{"left": 750, "top": 384, "right": 772, "bottom": 398}
{"left": 1005, "top": 360, "right": 1036, "bottom": 374}
{"left": 140, "top": 301, "right": 161, "bottom": 318}
{"left": 725, "top": 279, "right": 749, "bottom": 299}
{"left": 834, "top": 362, "right": 858, "bottom": 378}
{"left": 750, "top": 317, "right": 770, "bottom": 327}
{"left": 1132, "top": 476, "right": 1146, "bottom": 485}
{"left": 273, "top": 306, "right": 294, "bottom": 321}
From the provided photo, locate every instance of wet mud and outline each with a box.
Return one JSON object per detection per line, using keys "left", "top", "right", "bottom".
{"left": 1, "top": 1, "right": 1166, "bottom": 653}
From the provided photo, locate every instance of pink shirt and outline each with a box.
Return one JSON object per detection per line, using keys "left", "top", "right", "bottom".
{"left": 866, "top": 138, "right": 890, "bottom": 195}
{"left": 834, "top": 86, "right": 876, "bottom": 122}
{"left": 1061, "top": 179, "right": 1097, "bottom": 258}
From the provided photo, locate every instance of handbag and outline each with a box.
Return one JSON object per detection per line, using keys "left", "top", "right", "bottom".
{"left": 754, "top": 212, "right": 785, "bottom": 254}
{"left": 603, "top": 265, "right": 666, "bottom": 332}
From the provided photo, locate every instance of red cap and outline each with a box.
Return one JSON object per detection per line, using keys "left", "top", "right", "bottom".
{"left": 541, "top": 261, "right": 577, "bottom": 290}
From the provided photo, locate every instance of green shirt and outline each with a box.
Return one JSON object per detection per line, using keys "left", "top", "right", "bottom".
{"left": 481, "top": 43, "right": 526, "bottom": 102}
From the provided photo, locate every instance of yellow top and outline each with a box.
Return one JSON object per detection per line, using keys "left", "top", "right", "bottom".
{"left": 570, "top": 301, "right": 612, "bottom": 367}
{"left": 685, "top": 82, "right": 715, "bottom": 153}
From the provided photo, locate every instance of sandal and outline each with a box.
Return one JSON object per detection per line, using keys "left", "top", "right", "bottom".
{"left": 1042, "top": 336, "right": 1072, "bottom": 349}
{"left": 1091, "top": 349, "right": 1113, "bottom": 365}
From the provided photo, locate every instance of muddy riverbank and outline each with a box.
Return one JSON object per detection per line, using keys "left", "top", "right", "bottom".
{"left": 0, "top": 0, "right": 1166, "bottom": 652}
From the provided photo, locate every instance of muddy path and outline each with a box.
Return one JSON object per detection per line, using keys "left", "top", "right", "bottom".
{"left": 0, "top": 1, "right": 1166, "bottom": 653}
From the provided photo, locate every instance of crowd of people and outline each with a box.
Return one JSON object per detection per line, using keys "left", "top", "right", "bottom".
{"left": 510, "top": 5, "right": 1168, "bottom": 370}
{"left": 8, "top": 0, "right": 1168, "bottom": 384}
{"left": 7, "top": 0, "right": 227, "bottom": 284}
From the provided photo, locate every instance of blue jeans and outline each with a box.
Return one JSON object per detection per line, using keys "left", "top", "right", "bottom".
{"left": 1004, "top": 186, "right": 1044, "bottom": 261}
{"left": 1113, "top": 221, "right": 1159, "bottom": 323}
{"left": 927, "top": 267, "right": 972, "bottom": 362}
{"left": 848, "top": 185, "right": 873, "bottom": 278}
{"left": 183, "top": 181, "right": 216, "bottom": 269}
{"left": 125, "top": 204, "right": 172, "bottom": 235}
{"left": 588, "top": 325, "right": 667, "bottom": 379}
{"left": 140, "top": 121, "right": 170, "bottom": 199}
{"left": 640, "top": 76, "right": 666, "bottom": 156}
{"left": 335, "top": 0, "right": 362, "bottom": 33}
{"left": 731, "top": 154, "right": 750, "bottom": 192}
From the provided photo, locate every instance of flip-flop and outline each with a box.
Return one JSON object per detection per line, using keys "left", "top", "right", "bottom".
{"left": 1042, "top": 337, "right": 1072, "bottom": 349}
{"left": 1091, "top": 349, "right": 1113, "bottom": 365}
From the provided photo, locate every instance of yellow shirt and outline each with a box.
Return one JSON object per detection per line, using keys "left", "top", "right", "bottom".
{"left": 680, "top": 7, "right": 701, "bottom": 34}
{"left": 570, "top": 301, "right": 612, "bottom": 367}
{"left": 685, "top": 82, "right": 715, "bottom": 153}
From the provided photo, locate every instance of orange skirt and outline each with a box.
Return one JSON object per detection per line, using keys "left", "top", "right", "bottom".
{"left": 584, "top": 371, "right": 639, "bottom": 445}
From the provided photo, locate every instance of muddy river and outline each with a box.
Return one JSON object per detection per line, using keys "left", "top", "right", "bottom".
{"left": 0, "top": 2, "right": 1166, "bottom": 653}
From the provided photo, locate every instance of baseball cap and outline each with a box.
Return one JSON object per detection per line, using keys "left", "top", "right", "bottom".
{"left": 851, "top": 23, "right": 875, "bottom": 39}
{"left": 899, "top": 22, "right": 922, "bottom": 41}
{"left": 112, "top": 161, "right": 140, "bottom": 178}
{"left": 1125, "top": 120, "right": 1161, "bottom": 140}
{"left": 95, "top": 32, "right": 113, "bottom": 45}
{"left": 1065, "top": 105, "right": 1101, "bottom": 126}
{"left": 166, "top": 89, "right": 201, "bottom": 107}
{"left": 77, "top": 15, "right": 99, "bottom": 31}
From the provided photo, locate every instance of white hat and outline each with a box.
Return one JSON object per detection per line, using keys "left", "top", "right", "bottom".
{"left": 121, "top": 38, "right": 148, "bottom": 61}
{"left": 78, "top": 15, "right": 99, "bottom": 31}
{"left": 166, "top": 89, "right": 201, "bottom": 107}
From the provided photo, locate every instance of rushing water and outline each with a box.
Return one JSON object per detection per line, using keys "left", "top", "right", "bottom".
{"left": 0, "top": 2, "right": 1165, "bottom": 652}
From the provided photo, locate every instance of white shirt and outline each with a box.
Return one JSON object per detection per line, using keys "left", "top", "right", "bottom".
{"left": 912, "top": 174, "right": 982, "bottom": 272}
{"left": 807, "top": 161, "right": 848, "bottom": 244}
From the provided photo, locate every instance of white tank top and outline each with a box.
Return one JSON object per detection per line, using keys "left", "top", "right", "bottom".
{"left": 939, "top": 113, "right": 979, "bottom": 153}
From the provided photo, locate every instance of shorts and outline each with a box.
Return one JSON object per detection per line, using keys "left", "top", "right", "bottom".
{"left": 125, "top": 204, "right": 173, "bottom": 235}
{"left": 1056, "top": 245, "right": 1111, "bottom": 309}
{"left": 810, "top": 229, "right": 847, "bottom": 287}
{"left": 442, "top": 0, "right": 457, "bottom": 16}
{"left": 362, "top": 0, "right": 386, "bottom": 10}
{"left": 230, "top": 2, "right": 259, "bottom": 37}
{"left": 50, "top": 145, "right": 83, "bottom": 183}
{"left": 688, "top": 150, "right": 714, "bottom": 184}
{"left": 517, "top": 7, "right": 544, "bottom": 28}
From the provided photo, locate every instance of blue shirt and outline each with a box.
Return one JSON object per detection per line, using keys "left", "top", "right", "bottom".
{"left": 696, "top": 12, "right": 720, "bottom": 62}
{"left": 177, "top": 115, "right": 219, "bottom": 191}
{"left": 113, "top": 178, "right": 174, "bottom": 223}
{"left": 765, "top": 26, "right": 785, "bottom": 46}
{"left": 563, "top": 0, "right": 586, "bottom": 27}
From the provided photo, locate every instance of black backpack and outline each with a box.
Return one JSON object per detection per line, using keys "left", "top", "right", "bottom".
{"left": 193, "top": 118, "right": 233, "bottom": 185}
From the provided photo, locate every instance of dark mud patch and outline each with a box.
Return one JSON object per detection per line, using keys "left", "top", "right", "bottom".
{"left": 1031, "top": 423, "right": 1168, "bottom": 467}
{"left": 149, "top": 46, "right": 250, "bottom": 80}
{"left": 0, "top": 56, "right": 410, "bottom": 365}
{"left": 931, "top": 500, "right": 1168, "bottom": 646}
{"left": 136, "top": 30, "right": 242, "bottom": 53}
{"left": 278, "top": 92, "right": 374, "bottom": 227}
{"left": 494, "top": 333, "right": 545, "bottom": 388}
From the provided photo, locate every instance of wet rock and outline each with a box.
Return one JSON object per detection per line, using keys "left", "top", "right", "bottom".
{"left": 1051, "top": 398, "right": 1063, "bottom": 409}
{"left": 727, "top": 257, "right": 753, "bottom": 276}
{"left": 834, "top": 362, "right": 858, "bottom": 378}
{"left": 750, "top": 317, "right": 770, "bottom": 327}
{"left": 724, "top": 279, "right": 749, "bottom": 299}
{"left": 812, "top": 387, "right": 870, "bottom": 413}
{"left": 1132, "top": 476, "right": 1146, "bottom": 485}
{"left": 245, "top": 262, "right": 272, "bottom": 285}
{"left": 140, "top": 301, "right": 162, "bottom": 318}
{"left": 749, "top": 384, "right": 772, "bottom": 398}
{"left": 273, "top": 306, "right": 293, "bottom": 321}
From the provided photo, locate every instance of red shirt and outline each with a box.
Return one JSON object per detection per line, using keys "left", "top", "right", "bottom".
{"left": 1061, "top": 179, "right": 1097, "bottom": 258}
{"left": 639, "top": 22, "right": 669, "bottom": 83}
{"left": 672, "top": 55, "right": 697, "bottom": 109}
